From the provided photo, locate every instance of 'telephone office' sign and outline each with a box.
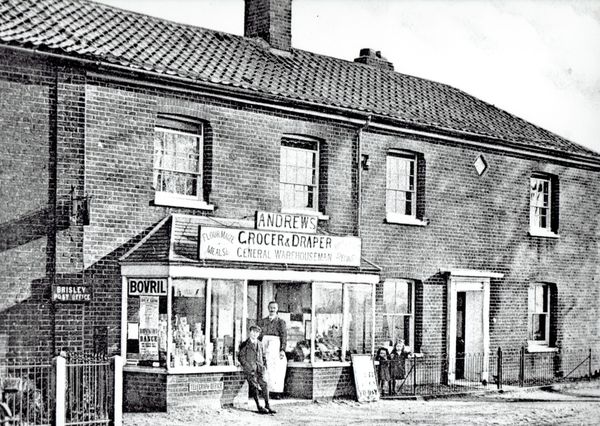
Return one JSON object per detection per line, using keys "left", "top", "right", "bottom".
{"left": 198, "top": 226, "right": 361, "bottom": 267}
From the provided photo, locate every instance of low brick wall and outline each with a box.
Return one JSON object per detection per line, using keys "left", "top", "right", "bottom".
{"left": 285, "top": 365, "right": 356, "bottom": 400}
{"left": 124, "top": 370, "right": 167, "bottom": 412}
{"left": 123, "top": 370, "right": 248, "bottom": 412}
{"left": 313, "top": 365, "right": 356, "bottom": 400}
{"left": 285, "top": 366, "right": 313, "bottom": 398}
{"left": 167, "top": 372, "right": 248, "bottom": 408}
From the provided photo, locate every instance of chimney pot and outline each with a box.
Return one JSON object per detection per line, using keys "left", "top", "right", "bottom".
{"left": 354, "top": 48, "right": 394, "bottom": 71}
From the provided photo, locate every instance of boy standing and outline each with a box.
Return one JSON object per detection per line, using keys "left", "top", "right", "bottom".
{"left": 238, "top": 325, "right": 276, "bottom": 414}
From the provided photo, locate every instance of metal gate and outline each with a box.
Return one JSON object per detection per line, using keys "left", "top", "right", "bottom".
{"left": 65, "top": 353, "right": 114, "bottom": 426}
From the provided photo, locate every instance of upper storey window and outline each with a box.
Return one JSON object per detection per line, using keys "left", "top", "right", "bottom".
{"left": 280, "top": 138, "right": 319, "bottom": 213}
{"left": 386, "top": 152, "right": 415, "bottom": 218}
{"left": 529, "top": 174, "right": 558, "bottom": 238}
{"left": 153, "top": 116, "right": 213, "bottom": 210}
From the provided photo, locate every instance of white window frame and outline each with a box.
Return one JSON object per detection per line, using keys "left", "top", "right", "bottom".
{"left": 167, "top": 278, "right": 247, "bottom": 373}
{"left": 153, "top": 118, "right": 213, "bottom": 210}
{"left": 528, "top": 283, "right": 551, "bottom": 350}
{"left": 381, "top": 279, "right": 415, "bottom": 351}
{"left": 311, "top": 281, "right": 375, "bottom": 365}
{"left": 280, "top": 137, "right": 321, "bottom": 216}
{"left": 529, "top": 176, "right": 557, "bottom": 238}
{"left": 386, "top": 152, "right": 426, "bottom": 226}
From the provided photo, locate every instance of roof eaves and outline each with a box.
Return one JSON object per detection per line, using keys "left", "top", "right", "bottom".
{"left": 119, "top": 215, "right": 171, "bottom": 262}
{"left": 3, "top": 41, "right": 599, "bottom": 167}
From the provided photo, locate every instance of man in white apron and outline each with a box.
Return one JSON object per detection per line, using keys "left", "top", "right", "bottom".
{"left": 258, "top": 301, "right": 287, "bottom": 398}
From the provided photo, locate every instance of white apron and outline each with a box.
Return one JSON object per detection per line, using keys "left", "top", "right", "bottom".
{"left": 262, "top": 335, "right": 287, "bottom": 393}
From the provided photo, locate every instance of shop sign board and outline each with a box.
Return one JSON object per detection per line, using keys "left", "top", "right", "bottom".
{"left": 127, "top": 278, "right": 168, "bottom": 296}
{"left": 198, "top": 226, "right": 361, "bottom": 267}
{"left": 52, "top": 285, "right": 91, "bottom": 302}
{"left": 351, "top": 354, "right": 380, "bottom": 402}
{"left": 255, "top": 211, "right": 318, "bottom": 234}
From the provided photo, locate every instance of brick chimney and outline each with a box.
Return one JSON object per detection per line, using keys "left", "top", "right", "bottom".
{"left": 244, "top": 0, "right": 292, "bottom": 52}
{"left": 354, "top": 48, "right": 394, "bottom": 71}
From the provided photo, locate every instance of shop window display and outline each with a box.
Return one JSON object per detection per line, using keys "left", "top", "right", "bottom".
{"left": 314, "top": 283, "right": 343, "bottom": 362}
{"left": 210, "top": 279, "right": 244, "bottom": 366}
{"left": 346, "top": 284, "right": 373, "bottom": 361}
{"left": 272, "top": 282, "right": 312, "bottom": 363}
{"left": 171, "top": 279, "right": 207, "bottom": 368}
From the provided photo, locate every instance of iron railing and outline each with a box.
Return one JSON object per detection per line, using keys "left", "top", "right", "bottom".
{"left": 65, "top": 353, "right": 114, "bottom": 426}
{"left": 0, "top": 359, "right": 53, "bottom": 426}
{"left": 377, "top": 347, "right": 596, "bottom": 397}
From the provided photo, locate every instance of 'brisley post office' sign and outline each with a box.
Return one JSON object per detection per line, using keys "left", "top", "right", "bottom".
{"left": 198, "top": 226, "right": 361, "bottom": 267}
{"left": 52, "top": 285, "right": 91, "bottom": 302}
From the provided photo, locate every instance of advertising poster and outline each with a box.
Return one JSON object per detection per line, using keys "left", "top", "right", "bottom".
{"left": 139, "top": 296, "right": 159, "bottom": 360}
{"left": 351, "top": 354, "right": 380, "bottom": 402}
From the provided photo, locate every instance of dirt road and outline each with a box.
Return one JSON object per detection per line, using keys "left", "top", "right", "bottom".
{"left": 124, "top": 382, "right": 600, "bottom": 425}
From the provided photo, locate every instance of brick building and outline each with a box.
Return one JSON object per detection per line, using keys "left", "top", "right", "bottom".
{"left": 1, "top": 0, "right": 599, "bottom": 411}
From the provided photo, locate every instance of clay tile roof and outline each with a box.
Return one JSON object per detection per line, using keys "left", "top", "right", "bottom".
{"left": 1, "top": 0, "right": 598, "bottom": 159}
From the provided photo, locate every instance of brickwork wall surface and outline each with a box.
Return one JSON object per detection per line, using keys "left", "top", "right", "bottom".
{"left": 2, "top": 49, "right": 600, "bottom": 374}
{"left": 284, "top": 366, "right": 313, "bottom": 398}
{"left": 0, "top": 50, "right": 56, "bottom": 359}
{"left": 166, "top": 372, "right": 247, "bottom": 408}
{"left": 312, "top": 366, "right": 356, "bottom": 400}
{"left": 123, "top": 371, "right": 167, "bottom": 412}
{"left": 361, "top": 132, "right": 600, "bottom": 354}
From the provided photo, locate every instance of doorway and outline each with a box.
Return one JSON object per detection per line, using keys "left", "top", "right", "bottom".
{"left": 455, "top": 292, "right": 466, "bottom": 379}
{"left": 446, "top": 277, "right": 490, "bottom": 383}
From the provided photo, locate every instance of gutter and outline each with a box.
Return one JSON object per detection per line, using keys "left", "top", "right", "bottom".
{"left": 357, "top": 115, "right": 372, "bottom": 239}
{"left": 3, "top": 43, "right": 600, "bottom": 170}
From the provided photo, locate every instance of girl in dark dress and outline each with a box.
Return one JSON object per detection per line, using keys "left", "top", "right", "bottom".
{"left": 389, "top": 340, "right": 410, "bottom": 395}
{"left": 375, "top": 347, "right": 391, "bottom": 396}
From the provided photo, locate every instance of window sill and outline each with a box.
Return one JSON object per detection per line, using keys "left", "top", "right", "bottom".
{"left": 528, "top": 229, "right": 559, "bottom": 239}
{"left": 154, "top": 192, "right": 214, "bottom": 211}
{"left": 124, "top": 365, "right": 167, "bottom": 374}
{"left": 124, "top": 364, "right": 243, "bottom": 374}
{"left": 167, "top": 365, "right": 241, "bottom": 374}
{"left": 527, "top": 343, "right": 558, "bottom": 353}
{"left": 281, "top": 208, "right": 329, "bottom": 221}
{"left": 310, "top": 361, "right": 352, "bottom": 368}
{"left": 286, "top": 361, "right": 352, "bottom": 368}
{"left": 385, "top": 213, "right": 428, "bottom": 227}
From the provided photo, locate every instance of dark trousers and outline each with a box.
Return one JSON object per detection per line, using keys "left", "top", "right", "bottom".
{"left": 245, "top": 369, "right": 270, "bottom": 408}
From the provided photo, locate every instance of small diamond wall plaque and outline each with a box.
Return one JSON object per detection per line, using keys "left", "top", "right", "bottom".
{"left": 474, "top": 154, "right": 488, "bottom": 176}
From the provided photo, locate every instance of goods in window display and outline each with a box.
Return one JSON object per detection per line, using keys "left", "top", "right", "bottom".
{"left": 291, "top": 340, "right": 310, "bottom": 362}
{"left": 171, "top": 314, "right": 206, "bottom": 367}
{"left": 286, "top": 321, "right": 304, "bottom": 352}
{"left": 315, "top": 340, "right": 341, "bottom": 361}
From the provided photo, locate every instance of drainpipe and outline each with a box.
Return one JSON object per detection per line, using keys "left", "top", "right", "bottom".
{"left": 357, "top": 115, "right": 372, "bottom": 239}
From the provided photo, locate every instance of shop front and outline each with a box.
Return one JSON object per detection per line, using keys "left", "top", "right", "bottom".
{"left": 120, "top": 213, "right": 379, "bottom": 411}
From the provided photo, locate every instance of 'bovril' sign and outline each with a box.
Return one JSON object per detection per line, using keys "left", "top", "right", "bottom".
{"left": 128, "top": 278, "right": 168, "bottom": 296}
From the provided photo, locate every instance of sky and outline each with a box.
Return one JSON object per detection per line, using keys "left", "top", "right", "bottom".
{"left": 97, "top": 0, "right": 600, "bottom": 155}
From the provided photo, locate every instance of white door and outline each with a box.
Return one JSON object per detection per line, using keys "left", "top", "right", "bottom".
{"left": 447, "top": 278, "right": 490, "bottom": 383}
